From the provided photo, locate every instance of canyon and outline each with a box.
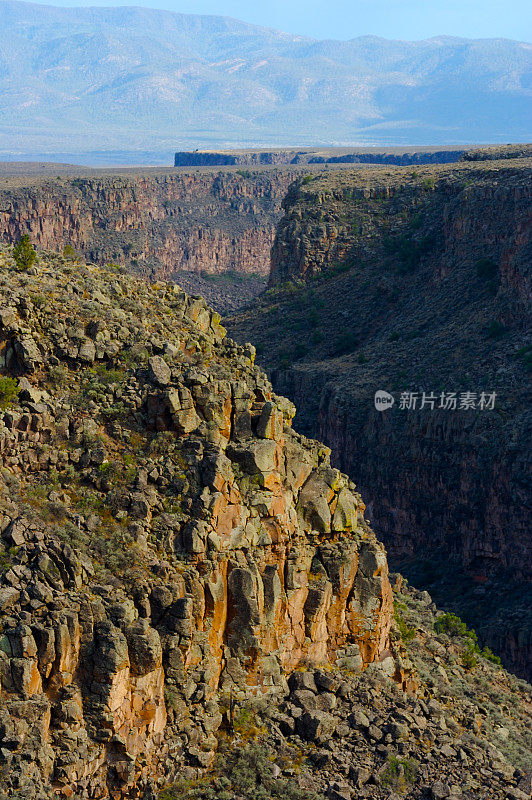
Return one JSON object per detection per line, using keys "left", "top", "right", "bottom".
{"left": 0, "top": 246, "right": 530, "bottom": 800}
{"left": 1, "top": 150, "right": 530, "bottom": 684}
{"left": 0, "top": 147, "right": 502, "bottom": 310}
{"left": 227, "top": 156, "right": 532, "bottom": 680}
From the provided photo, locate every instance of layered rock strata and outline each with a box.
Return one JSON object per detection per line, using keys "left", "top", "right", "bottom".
{"left": 0, "top": 169, "right": 297, "bottom": 280}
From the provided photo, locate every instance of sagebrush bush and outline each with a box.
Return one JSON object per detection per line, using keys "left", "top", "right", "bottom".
{"left": 13, "top": 235, "right": 36, "bottom": 271}
{"left": 159, "top": 741, "right": 320, "bottom": 800}
{"left": 0, "top": 376, "right": 19, "bottom": 409}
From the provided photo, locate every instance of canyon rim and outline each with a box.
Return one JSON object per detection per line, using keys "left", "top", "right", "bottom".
{"left": 0, "top": 0, "right": 531, "bottom": 796}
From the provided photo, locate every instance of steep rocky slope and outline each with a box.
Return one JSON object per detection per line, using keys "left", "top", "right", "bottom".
{"left": 227, "top": 158, "right": 532, "bottom": 679}
{"left": 0, "top": 247, "right": 530, "bottom": 799}
{"left": 0, "top": 168, "right": 297, "bottom": 285}
{"left": 0, "top": 246, "right": 393, "bottom": 797}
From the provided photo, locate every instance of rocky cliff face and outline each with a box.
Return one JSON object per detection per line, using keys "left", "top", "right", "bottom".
{"left": 227, "top": 158, "right": 532, "bottom": 679}
{"left": 174, "top": 148, "right": 467, "bottom": 168}
{"left": 0, "top": 169, "right": 296, "bottom": 281}
{"left": 0, "top": 247, "right": 398, "bottom": 798}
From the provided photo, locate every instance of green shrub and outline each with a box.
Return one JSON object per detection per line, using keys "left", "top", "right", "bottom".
{"left": 486, "top": 320, "right": 506, "bottom": 338}
{"left": 435, "top": 612, "right": 471, "bottom": 638}
{"left": 380, "top": 755, "right": 418, "bottom": 791}
{"left": 62, "top": 244, "right": 78, "bottom": 261}
{"left": 332, "top": 330, "right": 358, "bottom": 356}
{"left": 29, "top": 292, "right": 46, "bottom": 308}
{"left": 480, "top": 646, "right": 502, "bottom": 666}
{"left": 159, "top": 741, "right": 319, "bottom": 800}
{"left": 395, "top": 611, "right": 416, "bottom": 642}
{"left": 48, "top": 364, "right": 69, "bottom": 387}
{"left": 13, "top": 235, "right": 36, "bottom": 271}
{"left": 435, "top": 612, "right": 502, "bottom": 668}
{"left": 461, "top": 644, "right": 479, "bottom": 670}
{"left": 0, "top": 376, "right": 19, "bottom": 409}
{"left": 301, "top": 175, "right": 313, "bottom": 185}
{"left": 217, "top": 742, "right": 317, "bottom": 800}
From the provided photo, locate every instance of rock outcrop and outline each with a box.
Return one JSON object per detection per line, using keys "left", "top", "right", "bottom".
{"left": 0, "top": 246, "right": 530, "bottom": 800}
{"left": 227, "top": 157, "right": 532, "bottom": 679}
{"left": 0, "top": 247, "right": 397, "bottom": 798}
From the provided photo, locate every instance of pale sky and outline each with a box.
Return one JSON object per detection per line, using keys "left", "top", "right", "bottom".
{"left": 28, "top": 0, "right": 532, "bottom": 42}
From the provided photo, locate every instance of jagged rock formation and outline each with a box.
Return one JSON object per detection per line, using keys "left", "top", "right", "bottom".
{"left": 226, "top": 157, "right": 532, "bottom": 680}
{"left": 0, "top": 247, "right": 398, "bottom": 798}
{"left": 174, "top": 147, "right": 468, "bottom": 168}
{"left": 155, "top": 577, "right": 532, "bottom": 800}
{"left": 0, "top": 169, "right": 297, "bottom": 284}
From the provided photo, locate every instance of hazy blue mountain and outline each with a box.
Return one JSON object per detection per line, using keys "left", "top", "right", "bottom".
{"left": 0, "top": 0, "right": 530, "bottom": 160}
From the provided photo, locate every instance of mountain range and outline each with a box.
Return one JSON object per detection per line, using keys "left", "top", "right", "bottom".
{"left": 0, "top": 0, "right": 531, "bottom": 160}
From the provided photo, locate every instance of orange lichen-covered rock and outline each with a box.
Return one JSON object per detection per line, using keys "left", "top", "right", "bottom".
{"left": 0, "top": 254, "right": 393, "bottom": 798}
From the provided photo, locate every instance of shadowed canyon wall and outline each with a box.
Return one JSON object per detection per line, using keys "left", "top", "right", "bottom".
{"left": 227, "top": 158, "right": 532, "bottom": 679}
